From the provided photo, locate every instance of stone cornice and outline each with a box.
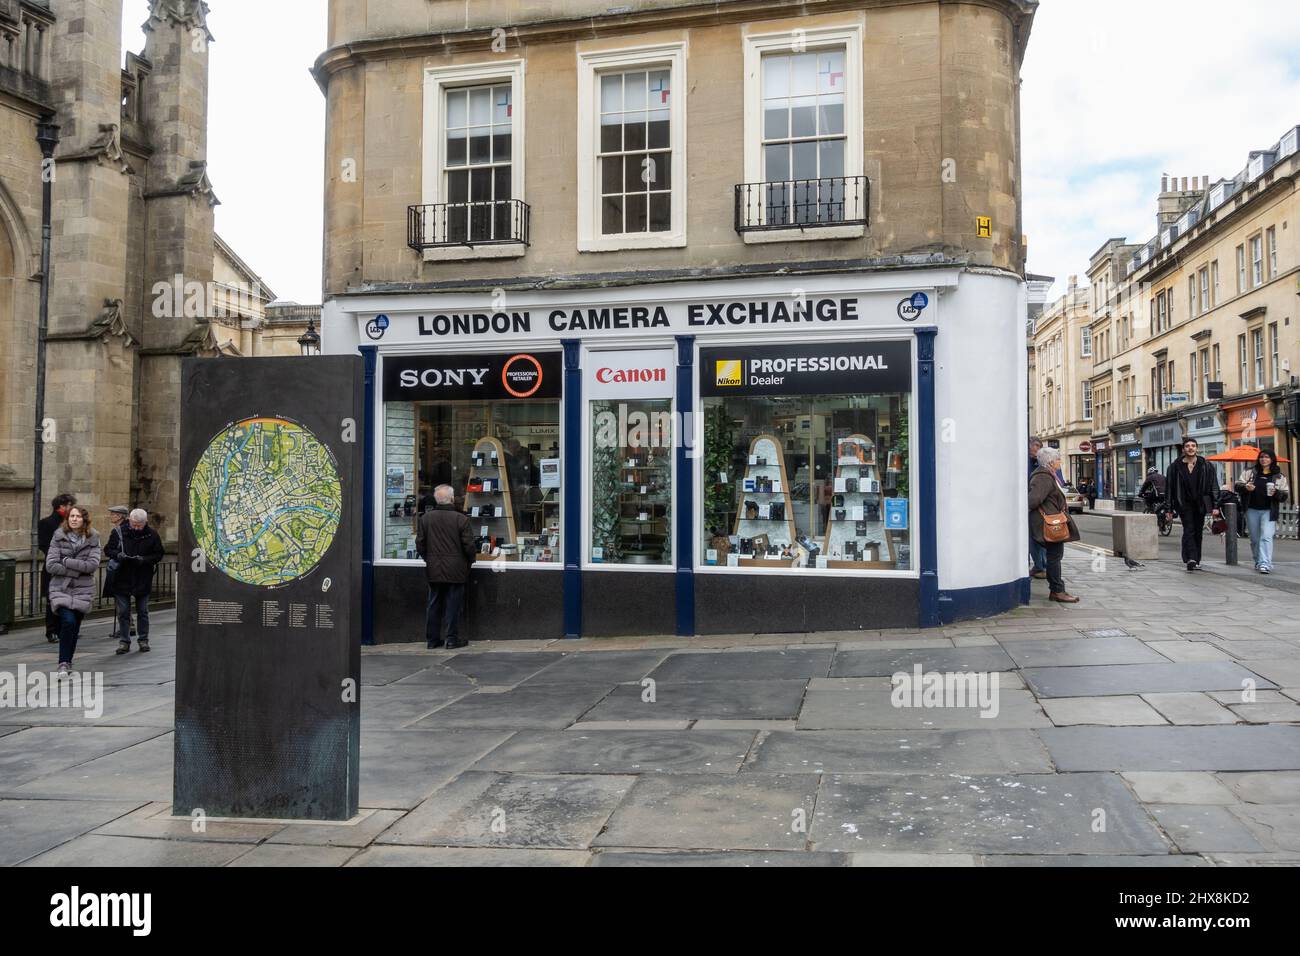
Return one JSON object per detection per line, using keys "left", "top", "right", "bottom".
{"left": 47, "top": 299, "right": 139, "bottom": 348}
{"left": 312, "top": 0, "right": 1038, "bottom": 93}
{"left": 143, "top": 160, "right": 220, "bottom": 206}
{"left": 59, "top": 124, "right": 134, "bottom": 175}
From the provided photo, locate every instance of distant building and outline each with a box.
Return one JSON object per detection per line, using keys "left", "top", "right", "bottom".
{"left": 1029, "top": 276, "right": 1092, "bottom": 484}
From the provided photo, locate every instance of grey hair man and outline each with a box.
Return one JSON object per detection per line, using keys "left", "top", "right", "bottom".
{"left": 1027, "top": 436, "right": 1047, "bottom": 578}
{"left": 105, "top": 508, "right": 164, "bottom": 654}
{"left": 1029, "top": 445, "right": 1080, "bottom": 603}
{"left": 416, "top": 483, "right": 476, "bottom": 649}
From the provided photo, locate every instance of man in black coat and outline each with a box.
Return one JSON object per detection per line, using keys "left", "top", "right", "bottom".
{"left": 1164, "top": 438, "right": 1221, "bottom": 572}
{"left": 37, "top": 494, "right": 76, "bottom": 642}
{"left": 104, "top": 509, "right": 164, "bottom": 653}
{"left": 416, "top": 485, "right": 476, "bottom": 649}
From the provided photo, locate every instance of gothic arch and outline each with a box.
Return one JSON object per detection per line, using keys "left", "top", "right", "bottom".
{"left": 0, "top": 176, "right": 34, "bottom": 278}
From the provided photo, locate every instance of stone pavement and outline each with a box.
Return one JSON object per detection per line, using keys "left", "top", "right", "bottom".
{"left": 2, "top": 547, "right": 1298, "bottom": 867}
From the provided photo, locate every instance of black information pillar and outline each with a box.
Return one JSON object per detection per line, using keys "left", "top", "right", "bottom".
{"left": 174, "top": 356, "right": 363, "bottom": 820}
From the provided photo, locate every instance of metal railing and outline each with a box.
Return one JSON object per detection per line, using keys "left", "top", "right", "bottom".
{"left": 1279, "top": 505, "right": 1299, "bottom": 539}
{"left": 15, "top": 556, "right": 178, "bottom": 622}
{"left": 734, "top": 175, "right": 869, "bottom": 233}
{"left": 408, "top": 199, "right": 530, "bottom": 251}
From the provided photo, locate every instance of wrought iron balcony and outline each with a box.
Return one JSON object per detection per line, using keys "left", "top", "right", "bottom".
{"left": 407, "top": 199, "right": 531, "bottom": 252}
{"left": 734, "top": 176, "right": 869, "bottom": 233}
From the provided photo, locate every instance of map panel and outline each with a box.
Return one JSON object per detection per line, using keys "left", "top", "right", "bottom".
{"left": 188, "top": 417, "right": 342, "bottom": 587}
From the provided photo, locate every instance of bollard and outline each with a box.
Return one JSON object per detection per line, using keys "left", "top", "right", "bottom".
{"left": 1223, "top": 501, "right": 1238, "bottom": 566}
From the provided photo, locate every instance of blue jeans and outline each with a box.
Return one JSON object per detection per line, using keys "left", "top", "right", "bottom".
{"left": 57, "top": 607, "right": 84, "bottom": 666}
{"left": 426, "top": 583, "right": 465, "bottom": 644}
{"left": 1029, "top": 539, "right": 1047, "bottom": 572}
{"left": 1245, "top": 508, "right": 1276, "bottom": 570}
{"left": 115, "top": 593, "right": 150, "bottom": 644}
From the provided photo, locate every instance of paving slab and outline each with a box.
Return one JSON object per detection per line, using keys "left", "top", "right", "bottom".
{"left": 347, "top": 846, "right": 590, "bottom": 866}
{"left": 1228, "top": 702, "right": 1300, "bottom": 723}
{"left": 20, "top": 834, "right": 254, "bottom": 867}
{"left": 593, "top": 772, "right": 817, "bottom": 852}
{"left": 830, "top": 646, "right": 1015, "bottom": 677}
{"left": 385, "top": 667, "right": 476, "bottom": 689}
{"left": 1208, "top": 689, "right": 1291, "bottom": 705}
{"left": 376, "top": 771, "right": 633, "bottom": 849}
{"left": 746, "top": 730, "right": 1052, "bottom": 774}
{"left": 810, "top": 772, "right": 1168, "bottom": 855}
{"left": 359, "top": 684, "right": 471, "bottom": 730}
{"left": 471, "top": 729, "right": 753, "bottom": 774}
{"left": 1022, "top": 662, "right": 1274, "bottom": 698}
{"left": 1146, "top": 642, "right": 1235, "bottom": 663}
{"left": 96, "top": 701, "right": 176, "bottom": 728}
{"left": 407, "top": 683, "right": 614, "bottom": 730}
{"left": 581, "top": 680, "right": 808, "bottom": 722}
{"left": 798, "top": 686, "right": 1049, "bottom": 731}
{"left": 0, "top": 798, "right": 142, "bottom": 866}
{"left": 1212, "top": 640, "right": 1300, "bottom": 660}
{"left": 1040, "top": 725, "right": 1300, "bottom": 771}
{"left": 591, "top": 849, "right": 846, "bottom": 866}
{"left": 520, "top": 650, "right": 670, "bottom": 685}
{"left": 360, "top": 655, "right": 453, "bottom": 686}
{"left": 9, "top": 734, "right": 173, "bottom": 802}
{"left": 264, "top": 809, "right": 407, "bottom": 848}
{"left": 1217, "top": 771, "right": 1300, "bottom": 804}
{"left": 569, "top": 720, "right": 692, "bottom": 731}
{"left": 1140, "top": 693, "right": 1239, "bottom": 725}
{"left": 1001, "top": 638, "right": 1165, "bottom": 669}
{"left": 1121, "top": 772, "right": 1237, "bottom": 805}
{"left": 646, "top": 649, "right": 834, "bottom": 683}
{"left": 359, "top": 730, "right": 511, "bottom": 809}
{"left": 1040, "top": 696, "right": 1168, "bottom": 727}
{"left": 1239, "top": 660, "right": 1300, "bottom": 686}
{"left": 1, "top": 682, "right": 175, "bottom": 726}
{"left": 225, "top": 844, "right": 358, "bottom": 867}
{"left": 1151, "top": 805, "right": 1266, "bottom": 853}
{"left": 0, "top": 726, "right": 166, "bottom": 789}
{"left": 1228, "top": 804, "right": 1300, "bottom": 853}
{"left": 980, "top": 854, "right": 1208, "bottom": 866}
{"left": 92, "top": 802, "right": 287, "bottom": 843}
{"left": 693, "top": 720, "right": 798, "bottom": 731}
{"left": 851, "top": 852, "right": 977, "bottom": 866}
{"left": 440, "top": 652, "right": 567, "bottom": 685}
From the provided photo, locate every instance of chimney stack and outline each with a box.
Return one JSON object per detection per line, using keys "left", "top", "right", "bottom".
{"left": 1181, "top": 176, "right": 1188, "bottom": 191}
{"left": 1161, "top": 174, "right": 1169, "bottom": 191}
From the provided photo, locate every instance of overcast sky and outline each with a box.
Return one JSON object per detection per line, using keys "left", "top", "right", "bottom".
{"left": 123, "top": 1, "right": 1300, "bottom": 305}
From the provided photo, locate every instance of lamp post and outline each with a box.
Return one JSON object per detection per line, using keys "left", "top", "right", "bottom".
{"left": 297, "top": 317, "right": 321, "bottom": 356}
{"left": 29, "top": 120, "right": 59, "bottom": 616}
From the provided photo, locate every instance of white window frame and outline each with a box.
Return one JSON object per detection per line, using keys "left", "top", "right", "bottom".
{"left": 420, "top": 59, "right": 527, "bottom": 263}
{"left": 1082, "top": 380, "right": 1093, "bottom": 421}
{"left": 741, "top": 22, "right": 865, "bottom": 245}
{"left": 577, "top": 42, "right": 688, "bottom": 253}
{"left": 1251, "top": 235, "right": 1264, "bottom": 287}
{"left": 1081, "top": 326, "right": 1092, "bottom": 357}
{"left": 1267, "top": 226, "right": 1278, "bottom": 278}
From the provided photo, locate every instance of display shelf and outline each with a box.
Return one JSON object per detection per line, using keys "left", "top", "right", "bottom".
{"left": 464, "top": 436, "right": 518, "bottom": 561}
{"left": 615, "top": 446, "right": 670, "bottom": 562}
{"left": 732, "top": 434, "right": 797, "bottom": 552}
{"left": 819, "top": 434, "right": 896, "bottom": 566}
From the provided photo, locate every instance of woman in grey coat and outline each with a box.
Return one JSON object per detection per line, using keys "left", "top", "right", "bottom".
{"left": 46, "top": 506, "right": 102, "bottom": 676}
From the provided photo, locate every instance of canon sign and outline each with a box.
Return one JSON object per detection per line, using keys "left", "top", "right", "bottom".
{"left": 595, "top": 366, "right": 668, "bottom": 384}
{"left": 397, "top": 367, "right": 489, "bottom": 389}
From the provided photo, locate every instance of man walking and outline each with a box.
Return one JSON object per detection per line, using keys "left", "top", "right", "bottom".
{"left": 37, "top": 494, "right": 76, "bottom": 643}
{"left": 1164, "top": 437, "right": 1220, "bottom": 572}
{"left": 1028, "top": 437, "right": 1047, "bottom": 579}
{"left": 416, "top": 484, "right": 475, "bottom": 649}
{"left": 105, "top": 509, "right": 164, "bottom": 653}
{"left": 103, "top": 506, "right": 134, "bottom": 641}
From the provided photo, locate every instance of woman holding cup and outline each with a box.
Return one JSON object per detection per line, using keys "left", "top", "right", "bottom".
{"left": 1235, "top": 450, "right": 1290, "bottom": 574}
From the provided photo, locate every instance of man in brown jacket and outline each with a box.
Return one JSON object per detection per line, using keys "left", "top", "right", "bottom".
{"left": 416, "top": 484, "right": 476, "bottom": 649}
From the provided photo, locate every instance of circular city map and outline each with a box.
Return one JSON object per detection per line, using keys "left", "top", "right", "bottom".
{"left": 187, "top": 417, "right": 342, "bottom": 587}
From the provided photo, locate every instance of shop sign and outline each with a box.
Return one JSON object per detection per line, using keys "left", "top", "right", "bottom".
{"left": 383, "top": 351, "right": 562, "bottom": 401}
{"left": 1142, "top": 422, "right": 1182, "bottom": 448}
{"left": 699, "top": 340, "right": 912, "bottom": 397}
{"left": 1127, "top": 448, "right": 1142, "bottom": 460}
{"left": 1092, "top": 439, "right": 1109, "bottom": 451}
{"left": 584, "top": 349, "right": 674, "bottom": 399}
{"left": 1165, "top": 391, "right": 1189, "bottom": 405}
{"left": 1117, "top": 432, "right": 1137, "bottom": 445}
{"left": 1079, "top": 440, "right": 1093, "bottom": 452}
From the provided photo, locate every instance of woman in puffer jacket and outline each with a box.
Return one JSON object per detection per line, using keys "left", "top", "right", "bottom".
{"left": 46, "top": 506, "right": 102, "bottom": 677}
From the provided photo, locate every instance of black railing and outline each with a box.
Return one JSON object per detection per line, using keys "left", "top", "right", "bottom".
{"left": 408, "top": 199, "right": 531, "bottom": 251}
{"left": 734, "top": 175, "right": 869, "bottom": 233}
{"left": 14, "top": 556, "right": 179, "bottom": 622}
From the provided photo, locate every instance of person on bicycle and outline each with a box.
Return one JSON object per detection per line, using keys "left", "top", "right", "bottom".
{"left": 1138, "top": 467, "right": 1166, "bottom": 511}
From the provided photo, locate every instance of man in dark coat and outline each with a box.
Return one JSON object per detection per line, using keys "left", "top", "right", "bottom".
{"left": 416, "top": 485, "right": 476, "bottom": 649}
{"left": 104, "top": 509, "right": 164, "bottom": 653}
{"left": 37, "top": 494, "right": 76, "bottom": 642}
{"left": 1164, "top": 437, "right": 1220, "bottom": 572}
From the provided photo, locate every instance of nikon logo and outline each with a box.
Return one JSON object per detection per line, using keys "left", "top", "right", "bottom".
{"left": 715, "top": 360, "right": 742, "bottom": 387}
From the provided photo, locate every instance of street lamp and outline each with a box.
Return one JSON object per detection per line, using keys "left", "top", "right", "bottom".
{"left": 297, "top": 317, "right": 321, "bottom": 356}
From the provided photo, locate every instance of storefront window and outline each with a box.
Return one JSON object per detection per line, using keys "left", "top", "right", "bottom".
{"left": 381, "top": 352, "right": 562, "bottom": 564}
{"left": 589, "top": 399, "right": 672, "bottom": 564}
{"left": 700, "top": 341, "right": 913, "bottom": 572}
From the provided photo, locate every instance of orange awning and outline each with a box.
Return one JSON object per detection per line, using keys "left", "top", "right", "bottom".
{"left": 1206, "top": 445, "right": 1290, "bottom": 463}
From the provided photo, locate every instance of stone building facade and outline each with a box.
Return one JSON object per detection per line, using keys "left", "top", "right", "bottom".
{"left": 1029, "top": 275, "right": 1092, "bottom": 484}
{"left": 0, "top": 0, "right": 226, "bottom": 556}
{"left": 1041, "top": 126, "right": 1300, "bottom": 506}
{"left": 315, "top": 0, "right": 1043, "bottom": 637}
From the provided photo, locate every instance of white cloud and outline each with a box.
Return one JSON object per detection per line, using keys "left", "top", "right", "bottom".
{"left": 1022, "top": 0, "right": 1300, "bottom": 295}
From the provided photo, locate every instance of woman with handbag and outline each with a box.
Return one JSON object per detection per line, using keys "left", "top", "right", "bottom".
{"left": 1028, "top": 446, "right": 1081, "bottom": 603}
{"left": 46, "top": 506, "right": 103, "bottom": 677}
{"left": 1235, "top": 450, "right": 1290, "bottom": 574}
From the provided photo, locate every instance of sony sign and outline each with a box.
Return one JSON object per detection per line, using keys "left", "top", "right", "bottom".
{"left": 397, "top": 367, "right": 489, "bottom": 389}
